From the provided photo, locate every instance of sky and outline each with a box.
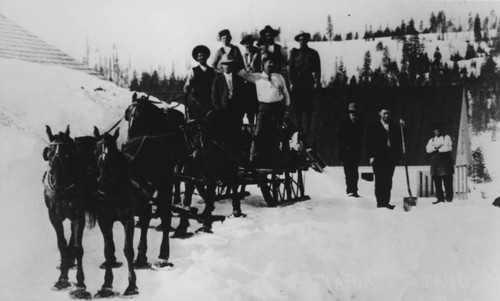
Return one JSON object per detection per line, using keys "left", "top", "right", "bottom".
{"left": 1, "top": 0, "right": 499, "bottom": 74}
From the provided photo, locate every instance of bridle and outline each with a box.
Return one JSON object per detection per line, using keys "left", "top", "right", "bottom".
{"left": 45, "top": 140, "right": 78, "bottom": 193}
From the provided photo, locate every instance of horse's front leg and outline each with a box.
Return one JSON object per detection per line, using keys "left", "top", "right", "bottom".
{"left": 68, "top": 216, "right": 91, "bottom": 299}
{"left": 154, "top": 184, "right": 174, "bottom": 269}
{"left": 48, "top": 211, "right": 71, "bottom": 291}
{"left": 122, "top": 216, "right": 138, "bottom": 296}
{"left": 195, "top": 182, "right": 215, "bottom": 233}
{"left": 134, "top": 202, "right": 151, "bottom": 269}
{"left": 95, "top": 218, "right": 118, "bottom": 298}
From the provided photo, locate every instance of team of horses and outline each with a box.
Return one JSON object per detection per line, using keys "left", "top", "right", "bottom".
{"left": 43, "top": 93, "right": 244, "bottom": 298}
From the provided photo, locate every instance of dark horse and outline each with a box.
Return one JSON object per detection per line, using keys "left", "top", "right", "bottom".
{"left": 93, "top": 128, "right": 138, "bottom": 297}
{"left": 123, "top": 93, "right": 186, "bottom": 268}
{"left": 43, "top": 125, "right": 95, "bottom": 299}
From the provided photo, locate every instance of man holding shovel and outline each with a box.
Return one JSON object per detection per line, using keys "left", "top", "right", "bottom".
{"left": 367, "top": 105, "right": 404, "bottom": 210}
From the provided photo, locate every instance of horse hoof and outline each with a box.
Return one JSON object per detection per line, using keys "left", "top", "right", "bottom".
{"left": 133, "top": 260, "right": 151, "bottom": 270}
{"left": 123, "top": 286, "right": 139, "bottom": 296}
{"left": 170, "top": 232, "right": 194, "bottom": 239}
{"left": 52, "top": 280, "right": 73, "bottom": 291}
{"left": 99, "top": 261, "right": 123, "bottom": 269}
{"left": 152, "top": 260, "right": 174, "bottom": 270}
{"left": 69, "top": 288, "right": 92, "bottom": 300}
{"left": 94, "top": 288, "right": 119, "bottom": 299}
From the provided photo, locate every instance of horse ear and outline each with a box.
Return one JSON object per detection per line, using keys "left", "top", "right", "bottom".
{"left": 93, "top": 126, "right": 100, "bottom": 138}
{"left": 132, "top": 92, "right": 137, "bottom": 103}
{"left": 113, "top": 128, "right": 120, "bottom": 140}
{"left": 65, "top": 125, "right": 70, "bottom": 137}
{"left": 46, "top": 125, "right": 54, "bottom": 141}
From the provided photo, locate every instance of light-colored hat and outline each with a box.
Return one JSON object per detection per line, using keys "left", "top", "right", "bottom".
{"left": 348, "top": 103, "right": 359, "bottom": 112}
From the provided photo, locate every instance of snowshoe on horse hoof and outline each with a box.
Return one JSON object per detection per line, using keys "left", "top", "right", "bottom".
{"left": 171, "top": 231, "right": 194, "bottom": 239}
{"left": 195, "top": 225, "right": 213, "bottom": 234}
{"left": 94, "top": 287, "right": 119, "bottom": 299}
{"left": 52, "top": 279, "right": 73, "bottom": 291}
{"left": 123, "top": 285, "right": 139, "bottom": 296}
{"left": 151, "top": 259, "right": 174, "bottom": 270}
{"left": 69, "top": 287, "right": 92, "bottom": 300}
{"left": 99, "top": 260, "right": 123, "bottom": 269}
{"left": 229, "top": 211, "right": 247, "bottom": 218}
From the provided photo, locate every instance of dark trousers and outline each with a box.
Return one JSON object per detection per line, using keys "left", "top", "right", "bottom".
{"left": 433, "top": 175, "right": 453, "bottom": 202}
{"left": 342, "top": 156, "right": 360, "bottom": 194}
{"left": 373, "top": 161, "right": 396, "bottom": 206}
{"left": 250, "top": 102, "right": 284, "bottom": 166}
{"left": 291, "top": 88, "right": 314, "bottom": 140}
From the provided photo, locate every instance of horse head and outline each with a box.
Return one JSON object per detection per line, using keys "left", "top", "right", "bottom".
{"left": 44, "top": 126, "right": 82, "bottom": 189}
{"left": 94, "top": 127, "right": 128, "bottom": 194}
{"left": 125, "top": 93, "right": 185, "bottom": 139}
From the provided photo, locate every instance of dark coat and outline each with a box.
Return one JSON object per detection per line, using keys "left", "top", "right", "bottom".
{"left": 211, "top": 72, "right": 245, "bottom": 117}
{"left": 288, "top": 47, "right": 321, "bottom": 89}
{"left": 367, "top": 120, "right": 402, "bottom": 165}
{"left": 337, "top": 118, "right": 362, "bottom": 161}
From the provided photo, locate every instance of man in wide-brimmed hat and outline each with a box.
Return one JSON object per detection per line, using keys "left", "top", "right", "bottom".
{"left": 259, "top": 25, "right": 286, "bottom": 74}
{"left": 288, "top": 31, "right": 321, "bottom": 143}
{"left": 184, "top": 45, "right": 216, "bottom": 121}
{"left": 426, "top": 121, "right": 454, "bottom": 204}
{"left": 212, "top": 29, "right": 244, "bottom": 73}
{"left": 337, "top": 102, "right": 363, "bottom": 197}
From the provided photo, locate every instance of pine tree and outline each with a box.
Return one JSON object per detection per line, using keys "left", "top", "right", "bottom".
{"left": 474, "top": 14, "right": 482, "bottom": 42}
{"left": 468, "top": 147, "right": 491, "bottom": 183}
{"left": 129, "top": 71, "right": 140, "bottom": 91}
{"left": 359, "top": 50, "right": 372, "bottom": 85}
{"left": 326, "top": 15, "right": 334, "bottom": 41}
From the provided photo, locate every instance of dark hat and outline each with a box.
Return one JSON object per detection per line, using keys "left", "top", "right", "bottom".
{"left": 192, "top": 45, "right": 210, "bottom": 61}
{"left": 218, "top": 29, "right": 231, "bottom": 40}
{"left": 256, "top": 37, "right": 267, "bottom": 46}
{"left": 219, "top": 54, "right": 234, "bottom": 64}
{"left": 294, "top": 31, "right": 311, "bottom": 42}
{"left": 348, "top": 103, "right": 359, "bottom": 112}
{"left": 240, "top": 35, "right": 254, "bottom": 45}
{"left": 259, "top": 25, "right": 279, "bottom": 38}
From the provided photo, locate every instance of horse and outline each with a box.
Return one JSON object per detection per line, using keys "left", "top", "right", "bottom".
{"left": 177, "top": 113, "right": 245, "bottom": 234}
{"left": 43, "top": 125, "right": 96, "bottom": 299}
{"left": 93, "top": 127, "right": 138, "bottom": 297}
{"left": 123, "top": 93, "right": 187, "bottom": 268}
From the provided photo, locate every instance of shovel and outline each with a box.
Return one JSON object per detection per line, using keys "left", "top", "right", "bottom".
{"left": 400, "top": 121, "right": 417, "bottom": 211}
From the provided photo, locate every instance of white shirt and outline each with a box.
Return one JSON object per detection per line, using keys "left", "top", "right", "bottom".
{"left": 238, "top": 70, "right": 290, "bottom": 105}
{"left": 223, "top": 72, "right": 233, "bottom": 99}
{"left": 426, "top": 135, "right": 452, "bottom": 153}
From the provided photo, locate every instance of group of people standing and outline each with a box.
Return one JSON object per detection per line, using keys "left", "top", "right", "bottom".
{"left": 183, "top": 25, "right": 321, "bottom": 168}
{"left": 337, "top": 103, "right": 455, "bottom": 209}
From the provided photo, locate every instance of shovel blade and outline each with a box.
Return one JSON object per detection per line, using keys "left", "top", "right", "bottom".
{"left": 403, "top": 197, "right": 418, "bottom": 212}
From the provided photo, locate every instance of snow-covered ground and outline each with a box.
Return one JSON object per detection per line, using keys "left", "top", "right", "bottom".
{"left": 1, "top": 58, "right": 500, "bottom": 301}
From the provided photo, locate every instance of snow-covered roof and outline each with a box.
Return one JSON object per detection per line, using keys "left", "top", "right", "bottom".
{"left": 0, "top": 13, "right": 99, "bottom": 76}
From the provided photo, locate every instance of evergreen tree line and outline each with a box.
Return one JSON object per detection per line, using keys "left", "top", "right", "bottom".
{"left": 312, "top": 10, "right": 498, "bottom": 42}
{"left": 328, "top": 29, "right": 500, "bottom": 133}
{"left": 128, "top": 70, "right": 185, "bottom": 102}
